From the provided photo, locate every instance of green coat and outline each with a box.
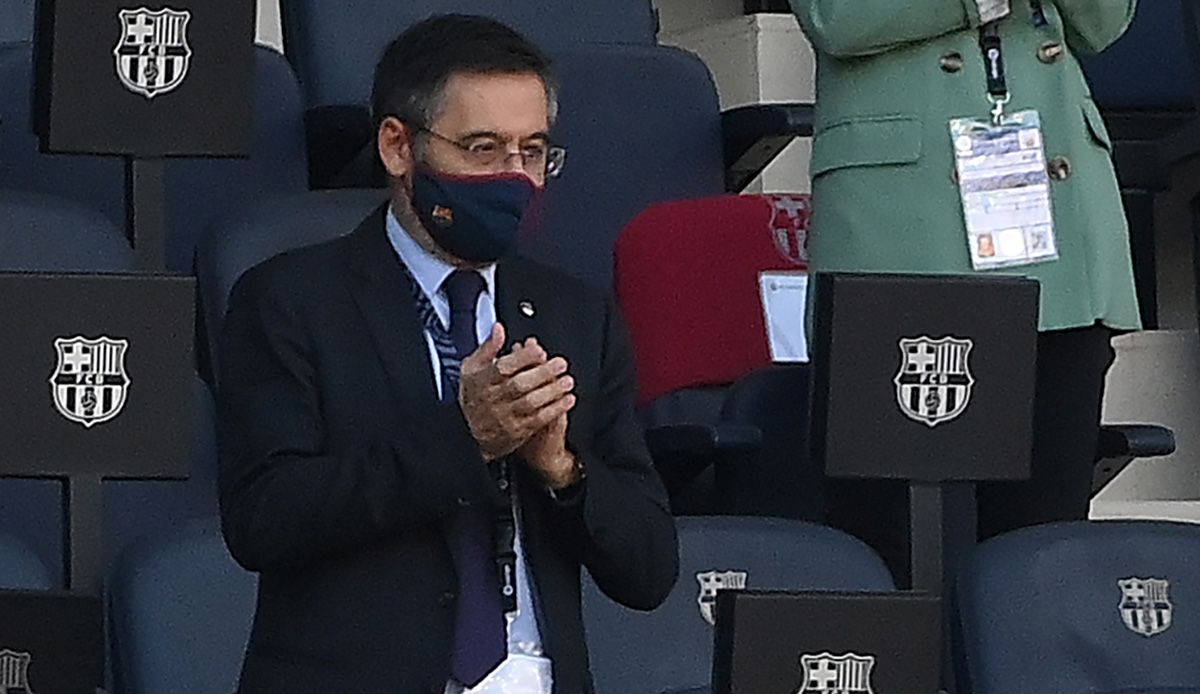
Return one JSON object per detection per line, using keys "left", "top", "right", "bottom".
{"left": 791, "top": 0, "right": 1141, "bottom": 331}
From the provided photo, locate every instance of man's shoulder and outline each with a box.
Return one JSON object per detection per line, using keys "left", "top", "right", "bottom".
{"left": 505, "top": 254, "right": 609, "bottom": 306}
{"left": 232, "top": 234, "right": 358, "bottom": 307}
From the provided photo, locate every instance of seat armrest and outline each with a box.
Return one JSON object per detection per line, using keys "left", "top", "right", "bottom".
{"left": 645, "top": 423, "right": 762, "bottom": 459}
{"left": 1097, "top": 424, "right": 1176, "bottom": 460}
{"left": 721, "top": 103, "right": 814, "bottom": 192}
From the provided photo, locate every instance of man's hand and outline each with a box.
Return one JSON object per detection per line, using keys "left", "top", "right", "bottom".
{"left": 458, "top": 324, "right": 576, "bottom": 461}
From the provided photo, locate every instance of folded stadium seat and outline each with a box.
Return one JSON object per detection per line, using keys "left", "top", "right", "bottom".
{"left": 0, "top": 42, "right": 309, "bottom": 273}
{"left": 956, "top": 521, "right": 1200, "bottom": 694}
{"left": 107, "top": 517, "right": 257, "bottom": 694}
{"left": 1080, "top": 0, "right": 1198, "bottom": 328}
{"left": 193, "top": 188, "right": 388, "bottom": 383}
{"left": 277, "top": 0, "right": 658, "bottom": 187}
{"left": 0, "top": 189, "right": 136, "bottom": 586}
{"left": 583, "top": 516, "right": 894, "bottom": 694}
{"left": 718, "top": 364, "right": 821, "bottom": 521}
{"left": 614, "top": 194, "right": 811, "bottom": 511}
{"left": 0, "top": 532, "right": 51, "bottom": 590}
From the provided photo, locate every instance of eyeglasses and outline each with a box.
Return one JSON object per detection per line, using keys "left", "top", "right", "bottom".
{"left": 418, "top": 127, "right": 567, "bottom": 179}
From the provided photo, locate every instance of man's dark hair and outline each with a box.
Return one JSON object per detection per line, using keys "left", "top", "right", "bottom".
{"left": 371, "top": 14, "right": 558, "bottom": 132}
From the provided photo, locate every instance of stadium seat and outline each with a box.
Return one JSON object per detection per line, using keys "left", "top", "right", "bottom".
{"left": 107, "top": 517, "right": 257, "bottom": 694}
{"left": 1081, "top": 0, "right": 1198, "bottom": 328}
{"left": 0, "top": 189, "right": 136, "bottom": 586}
{"left": 278, "top": 0, "right": 659, "bottom": 186}
{"left": 583, "top": 516, "right": 895, "bottom": 694}
{"left": 615, "top": 194, "right": 810, "bottom": 509}
{"left": 0, "top": 0, "right": 33, "bottom": 45}
{"left": 956, "top": 521, "right": 1200, "bottom": 694}
{"left": 0, "top": 42, "right": 308, "bottom": 273}
{"left": 194, "top": 188, "right": 388, "bottom": 382}
{"left": 718, "top": 365, "right": 821, "bottom": 520}
{"left": 0, "top": 532, "right": 51, "bottom": 590}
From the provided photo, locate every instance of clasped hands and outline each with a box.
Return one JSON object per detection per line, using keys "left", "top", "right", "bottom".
{"left": 458, "top": 323, "right": 581, "bottom": 490}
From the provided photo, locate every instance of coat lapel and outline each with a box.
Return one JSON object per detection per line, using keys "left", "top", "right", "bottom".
{"left": 345, "top": 205, "right": 440, "bottom": 410}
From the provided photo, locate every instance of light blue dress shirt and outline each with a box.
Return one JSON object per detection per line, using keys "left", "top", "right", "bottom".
{"left": 385, "top": 210, "right": 552, "bottom": 693}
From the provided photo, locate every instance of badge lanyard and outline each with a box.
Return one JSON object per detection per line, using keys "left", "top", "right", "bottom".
{"left": 979, "top": 22, "right": 1010, "bottom": 123}
{"left": 492, "top": 460, "right": 519, "bottom": 614}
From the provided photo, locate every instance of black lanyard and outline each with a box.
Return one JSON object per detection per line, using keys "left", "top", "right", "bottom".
{"left": 492, "top": 460, "right": 518, "bottom": 614}
{"left": 979, "top": 4, "right": 1049, "bottom": 122}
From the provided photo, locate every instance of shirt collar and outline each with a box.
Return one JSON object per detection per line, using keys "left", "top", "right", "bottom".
{"left": 385, "top": 205, "right": 497, "bottom": 301}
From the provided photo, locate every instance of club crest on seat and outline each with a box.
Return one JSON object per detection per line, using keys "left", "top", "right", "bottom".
{"left": 894, "top": 336, "right": 974, "bottom": 427}
{"left": 0, "top": 648, "right": 34, "bottom": 694}
{"left": 49, "top": 336, "right": 131, "bottom": 428}
{"left": 798, "top": 651, "right": 875, "bottom": 694}
{"left": 114, "top": 7, "right": 193, "bottom": 99}
{"left": 695, "top": 570, "right": 748, "bottom": 626}
{"left": 1119, "top": 577, "right": 1173, "bottom": 637}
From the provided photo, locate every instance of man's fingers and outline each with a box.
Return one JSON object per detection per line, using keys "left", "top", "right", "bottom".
{"left": 496, "top": 340, "right": 547, "bottom": 377}
{"left": 530, "top": 393, "right": 576, "bottom": 430}
{"left": 503, "top": 357, "right": 568, "bottom": 398}
{"left": 512, "top": 375, "right": 575, "bottom": 416}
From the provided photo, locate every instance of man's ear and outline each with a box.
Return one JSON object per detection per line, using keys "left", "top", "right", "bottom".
{"left": 377, "top": 117, "right": 414, "bottom": 179}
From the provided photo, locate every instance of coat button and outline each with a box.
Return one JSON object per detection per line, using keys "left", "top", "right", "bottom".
{"left": 1038, "top": 41, "right": 1064, "bottom": 64}
{"left": 437, "top": 590, "right": 457, "bottom": 607}
{"left": 939, "top": 52, "right": 964, "bottom": 73}
{"left": 1048, "top": 156, "right": 1072, "bottom": 181}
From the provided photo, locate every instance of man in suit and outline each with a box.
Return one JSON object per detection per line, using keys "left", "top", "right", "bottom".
{"left": 217, "top": 15, "right": 679, "bottom": 693}
{"left": 791, "top": 0, "right": 1141, "bottom": 580}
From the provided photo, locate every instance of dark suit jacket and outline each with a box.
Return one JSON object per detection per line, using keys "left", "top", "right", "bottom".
{"left": 217, "top": 207, "right": 679, "bottom": 694}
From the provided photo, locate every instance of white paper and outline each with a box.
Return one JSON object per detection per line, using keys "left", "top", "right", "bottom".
{"left": 759, "top": 272, "right": 809, "bottom": 363}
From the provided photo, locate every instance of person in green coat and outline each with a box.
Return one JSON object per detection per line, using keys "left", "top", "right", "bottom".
{"left": 791, "top": 0, "right": 1141, "bottom": 582}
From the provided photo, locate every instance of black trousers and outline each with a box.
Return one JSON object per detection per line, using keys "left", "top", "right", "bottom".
{"left": 825, "top": 324, "right": 1116, "bottom": 586}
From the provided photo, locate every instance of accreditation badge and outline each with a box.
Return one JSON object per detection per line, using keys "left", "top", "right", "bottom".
{"left": 950, "top": 110, "right": 1059, "bottom": 270}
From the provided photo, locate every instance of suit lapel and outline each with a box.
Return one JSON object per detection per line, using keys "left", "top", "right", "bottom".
{"left": 345, "top": 206, "right": 440, "bottom": 410}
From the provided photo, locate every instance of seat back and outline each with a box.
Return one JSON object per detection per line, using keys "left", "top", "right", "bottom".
{"left": 615, "top": 194, "right": 810, "bottom": 407}
{"left": 194, "top": 189, "right": 388, "bottom": 381}
{"left": 0, "top": 0, "right": 33, "bottom": 45}
{"left": 163, "top": 46, "right": 309, "bottom": 272}
{"left": 719, "top": 364, "right": 821, "bottom": 520}
{"left": 584, "top": 516, "right": 894, "bottom": 694}
{"left": 107, "top": 517, "right": 258, "bottom": 694}
{"left": 957, "top": 521, "right": 1200, "bottom": 694}
{"left": 279, "top": 0, "right": 658, "bottom": 109}
{"left": 1082, "top": 0, "right": 1196, "bottom": 111}
{"left": 0, "top": 532, "right": 51, "bottom": 589}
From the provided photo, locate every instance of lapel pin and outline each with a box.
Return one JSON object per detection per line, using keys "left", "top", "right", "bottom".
{"left": 519, "top": 300, "right": 536, "bottom": 318}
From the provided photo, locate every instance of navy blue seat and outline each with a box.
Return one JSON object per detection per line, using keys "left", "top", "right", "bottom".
{"left": 279, "top": 0, "right": 656, "bottom": 111}
{"left": 956, "top": 521, "right": 1200, "bottom": 694}
{"left": 0, "top": 42, "right": 308, "bottom": 273}
{"left": 0, "top": 532, "right": 50, "bottom": 590}
{"left": 194, "top": 188, "right": 388, "bottom": 382}
{"left": 583, "top": 516, "right": 895, "bottom": 694}
{"left": 108, "top": 517, "right": 257, "bottom": 694}
{"left": 0, "top": 0, "right": 33, "bottom": 45}
{"left": 1082, "top": 1, "right": 1196, "bottom": 112}
{"left": 0, "top": 189, "right": 136, "bottom": 586}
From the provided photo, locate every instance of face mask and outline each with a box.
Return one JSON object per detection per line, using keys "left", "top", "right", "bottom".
{"left": 411, "top": 168, "right": 541, "bottom": 264}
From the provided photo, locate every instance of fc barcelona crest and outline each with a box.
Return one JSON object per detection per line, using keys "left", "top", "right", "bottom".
{"left": 696, "top": 570, "right": 748, "bottom": 626}
{"left": 798, "top": 652, "right": 875, "bottom": 694}
{"left": 0, "top": 648, "right": 34, "bottom": 694}
{"left": 1119, "top": 577, "right": 1173, "bottom": 637}
{"left": 894, "top": 336, "right": 975, "bottom": 428}
{"left": 49, "top": 336, "right": 131, "bottom": 428}
{"left": 114, "top": 7, "right": 193, "bottom": 99}
{"left": 767, "top": 194, "right": 811, "bottom": 266}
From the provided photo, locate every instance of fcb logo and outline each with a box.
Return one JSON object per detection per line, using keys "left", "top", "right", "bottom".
{"left": 49, "top": 336, "right": 131, "bottom": 429}
{"left": 1119, "top": 577, "right": 1173, "bottom": 637}
{"left": 894, "top": 336, "right": 975, "bottom": 428}
{"left": 798, "top": 652, "right": 875, "bottom": 694}
{"left": 432, "top": 205, "right": 455, "bottom": 227}
{"left": 114, "top": 7, "right": 193, "bottom": 99}
{"left": 0, "top": 648, "right": 34, "bottom": 694}
{"left": 695, "top": 570, "right": 748, "bottom": 627}
{"left": 767, "top": 194, "right": 811, "bottom": 266}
